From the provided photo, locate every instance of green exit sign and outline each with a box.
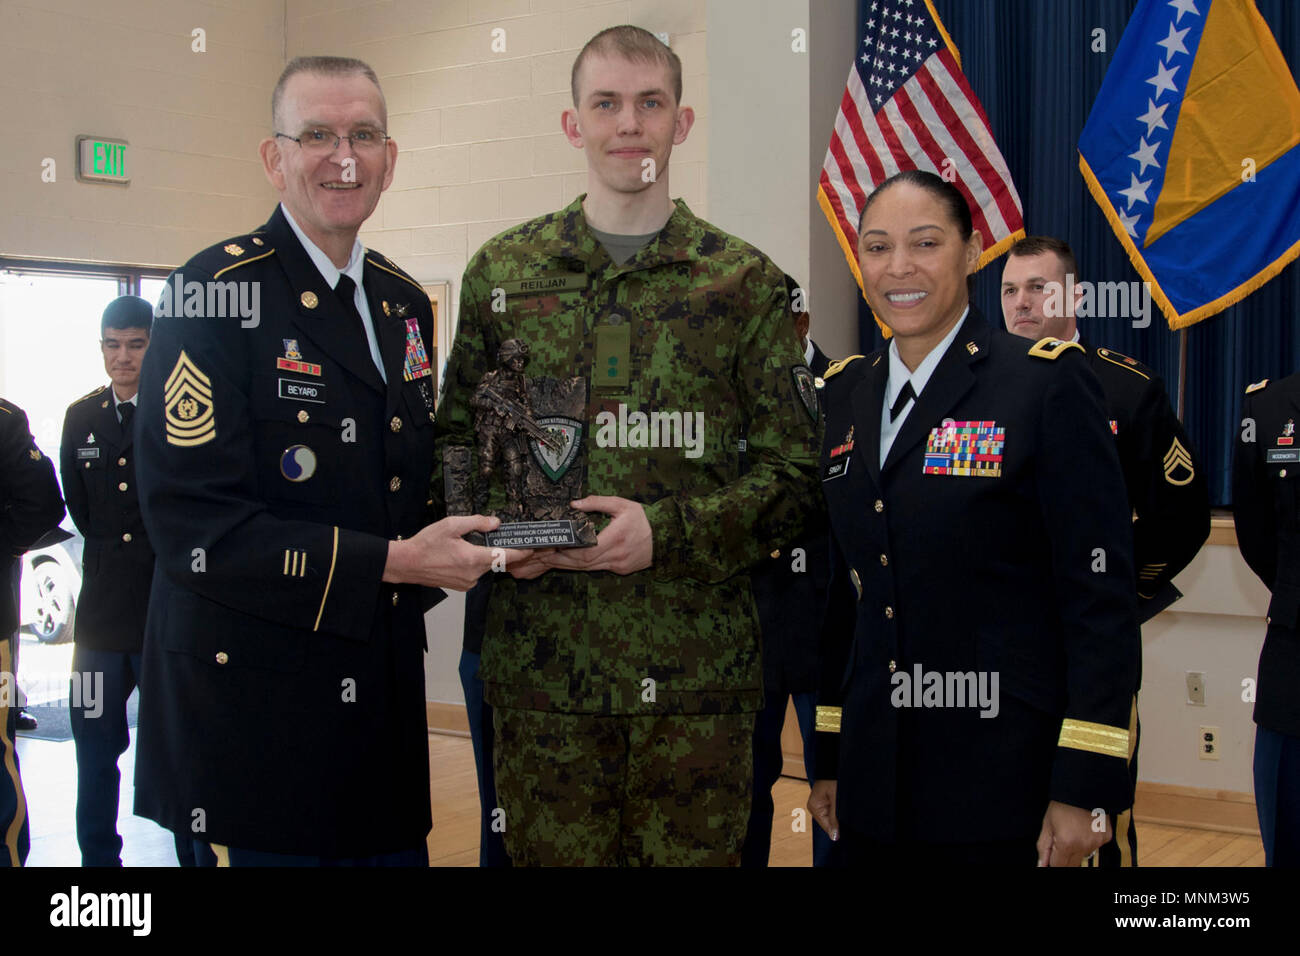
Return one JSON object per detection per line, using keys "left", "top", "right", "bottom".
{"left": 76, "top": 136, "right": 130, "bottom": 184}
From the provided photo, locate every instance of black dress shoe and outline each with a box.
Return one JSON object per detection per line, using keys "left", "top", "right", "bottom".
{"left": 15, "top": 710, "right": 37, "bottom": 731}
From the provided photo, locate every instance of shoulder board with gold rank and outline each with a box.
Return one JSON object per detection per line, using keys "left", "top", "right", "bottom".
{"left": 819, "top": 355, "right": 867, "bottom": 387}
{"left": 1095, "top": 346, "right": 1152, "bottom": 380}
{"left": 1028, "top": 337, "right": 1084, "bottom": 361}
{"left": 365, "top": 250, "right": 426, "bottom": 297}
{"left": 69, "top": 384, "right": 109, "bottom": 408}
{"left": 1246, "top": 378, "right": 1269, "bottom": 394}
{"left": 185, "top": 232, "right": 275, "bottom": 280}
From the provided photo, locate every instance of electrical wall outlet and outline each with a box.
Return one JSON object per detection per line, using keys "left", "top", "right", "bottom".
{"left": 1199, "top": 726, "right": 1220, "bottom": 760}
{"left": 1186, "top": 671, "right": 1206, "bottom": 705}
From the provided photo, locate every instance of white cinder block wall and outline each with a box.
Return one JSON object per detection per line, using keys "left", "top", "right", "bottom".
{"left": 287, "top": 0, "right": 709, "bottom": 300}
{"left": 0, "top": 0, "right": 283, "bottom": 266}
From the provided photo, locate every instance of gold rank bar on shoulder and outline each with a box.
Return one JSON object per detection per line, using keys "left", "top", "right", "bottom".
{"left": 815, "top": 706, "right": 842, "bottom": 733}
{"left": 1058, "top": 718, "right": 1129, "bottom": 758}
{"left": 1028, "top": 337, "right": 1084, "bottom": 361}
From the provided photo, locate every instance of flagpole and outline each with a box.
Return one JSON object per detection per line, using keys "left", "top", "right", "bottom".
{"left": 1177, "top": 328, "right": 1188, "bottom": 422}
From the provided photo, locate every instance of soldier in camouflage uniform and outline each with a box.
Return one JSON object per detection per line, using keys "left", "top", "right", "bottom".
{"left": 434, "top": 26, "right": 823, "bottom": 866}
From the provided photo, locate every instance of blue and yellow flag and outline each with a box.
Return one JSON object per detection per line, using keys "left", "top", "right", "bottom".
{"left": 1079, "top": 0, "right": 1300, "bottom": 329}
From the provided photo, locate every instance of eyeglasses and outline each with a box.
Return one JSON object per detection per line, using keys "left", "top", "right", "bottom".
{"left": 274, "top": 128, "right": 390, "bottom": 153}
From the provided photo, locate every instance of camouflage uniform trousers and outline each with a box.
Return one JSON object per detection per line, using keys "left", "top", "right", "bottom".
{"left": 492, "top": 707, "right": 755, "bottom": 866}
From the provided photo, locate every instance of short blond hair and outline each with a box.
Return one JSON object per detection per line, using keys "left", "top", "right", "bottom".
{"left": 570, "top": 26, "right": 682, "bottom": 106}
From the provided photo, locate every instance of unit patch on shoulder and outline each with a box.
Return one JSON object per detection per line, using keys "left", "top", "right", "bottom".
{"left": 164, "top": 350, "right": 216, "bottom": 447}
{"left": 1028, "top": 338, "right": 1084, "bottom": 361}
{"left": 791, "top": 365, "right": 819, "bottom": 423}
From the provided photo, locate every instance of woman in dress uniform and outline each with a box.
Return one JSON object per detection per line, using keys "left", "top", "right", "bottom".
{"left": 807, "top": 171, "right": 1140, "bottom": 866}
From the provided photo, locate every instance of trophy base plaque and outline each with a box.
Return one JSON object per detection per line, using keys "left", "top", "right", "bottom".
{"left": 486, "top": 519, "right": 591, "bottom": 549}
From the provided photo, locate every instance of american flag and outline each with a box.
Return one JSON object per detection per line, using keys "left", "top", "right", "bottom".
{"left": 818, "top": 0, "right": 1024, "bottom": 291}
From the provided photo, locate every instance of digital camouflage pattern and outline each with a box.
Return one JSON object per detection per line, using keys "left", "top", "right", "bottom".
{"left": 435, "top": 195, "right": 823, "bottom": 715}
{"left": 492, "top": 708, "right": 755, "bottom": 866}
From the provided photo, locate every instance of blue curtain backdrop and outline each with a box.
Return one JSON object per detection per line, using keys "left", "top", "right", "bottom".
{"left": 851, "top": 0, "right": 1300, "bottom": 506}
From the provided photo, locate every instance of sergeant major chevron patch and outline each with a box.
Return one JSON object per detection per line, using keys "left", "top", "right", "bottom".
{"left": 164, "top": 350, "right": 216, "bottom": 447}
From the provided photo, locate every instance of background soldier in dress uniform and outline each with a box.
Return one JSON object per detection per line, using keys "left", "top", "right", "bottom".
{"left": 57, "top": 296, "right": 176, "bottom": 866}
{"left": 435, "top": 26, "right": 822, "bottom": 866}
{"left": 0, "top": 397, "right": 65, "bottom": 867}
{"left": 1000, "top": 235, "right": 1211, "bottom": 866}
{"left": 808, "top": 172, "right": 1139, "bottom": 866}
{"left": 134, "top": 56, "right": 510, "bottom": 865}
{"left": 742, "top": 275, "right": 840, "bottom": 868}
{"left": 1235, "top": 372, "right": 1300, "bottom": 866}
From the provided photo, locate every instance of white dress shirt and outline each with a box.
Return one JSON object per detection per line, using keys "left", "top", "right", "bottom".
{"left": 879, "top": 307, "right": 969, "bottom": 468}
{"left": 280, "top": 203, "right": 386, "bottom": 383}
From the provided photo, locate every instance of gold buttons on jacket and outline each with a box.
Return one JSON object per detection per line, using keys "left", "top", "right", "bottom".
{"left": 874, "top": 499, "right": 884, "bottom": 513}
{"left": 390, "top": 416, "right": 402, "bottom": 433}
{"left": 770, "top": 549, "right": 781, "bottom": 559}
{"left": 297, "top": 410, "right": 309, "bottom": 423}
{"left": 391, "top": 592, "right": 400, "bottom": 606}
{"left": 880, "top": 554, "right": 888, "bottom": 566}
{"left": 215, "top": 651, "right": 229, "bottom": 665}
{"left": 389, "top": 477, "right": 402, "bottom": 492}
{"left": 118, "top": 482, "right": 128, "bottom": 492}
{"left": 122, "top": 533, "right": 132, "bottom": 543}
{"left": 117, "top": 457, "right": 127, "bottom": 466}
{"left": 1282, "top": 468, "right": 1289, "bottom": 478}
{"left": 301, "top": 291, "right": 318, "bottom": 309}
{"left": 428, "top": 412, "right": 436, "bottom": 424}
{"left": 884, "top": 606, "right": 895, "bottom": 619}
{"left": 888, "top": 660, "right": 897, "bottom": 673}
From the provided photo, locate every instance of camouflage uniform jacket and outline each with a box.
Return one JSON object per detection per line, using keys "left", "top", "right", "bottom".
{"left": 435, "top": 195, "right": 823, "bottom": 715}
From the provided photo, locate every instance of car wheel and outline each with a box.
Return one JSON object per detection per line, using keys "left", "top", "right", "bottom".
{"left": 26, "top": 558, "right": 76, "bottom": 644}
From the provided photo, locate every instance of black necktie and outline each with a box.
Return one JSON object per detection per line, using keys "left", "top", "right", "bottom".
{"left": 333, "top": 274, "right": 367, "bottom": 336}
{"left": 890, "top": 381, "right": 916, "bottom": 422}
{"left": 119, "top": 401, "right": 135, "bottom": 436}
{"left": 333, "top": 274, "right": 383, "bottom": 379}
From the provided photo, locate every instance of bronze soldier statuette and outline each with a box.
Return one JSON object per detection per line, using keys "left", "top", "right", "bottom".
{"left": 445, "top": 338, "right": 596, "bottom": 548}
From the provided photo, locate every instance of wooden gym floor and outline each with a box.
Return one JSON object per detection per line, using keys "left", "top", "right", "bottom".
{"left": 15, "top": 729, "right": 1264, "bottom": 866}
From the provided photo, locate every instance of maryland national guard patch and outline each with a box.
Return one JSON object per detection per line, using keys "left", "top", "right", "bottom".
{"left": 791, "top": 365, "right": 819, "bottom": 423}
{"left": 165, "top": 350, "right": 216, "bottom": 447}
